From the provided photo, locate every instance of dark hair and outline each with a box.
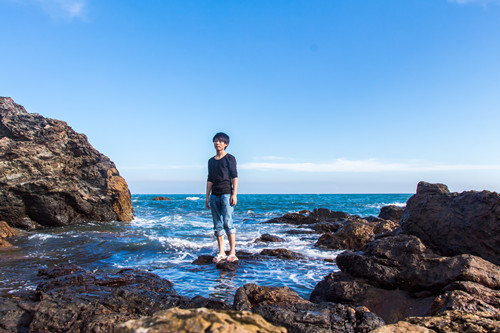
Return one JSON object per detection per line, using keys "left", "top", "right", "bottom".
{"left": 212, "top": 132, "right": 230, "bottom": 147}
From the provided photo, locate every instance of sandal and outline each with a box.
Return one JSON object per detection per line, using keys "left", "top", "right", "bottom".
{"left": 213, "top": 254, "right": 227, "bottom": 263}
{"left": 227, "top": 255, "right": 239, "bottom": 262}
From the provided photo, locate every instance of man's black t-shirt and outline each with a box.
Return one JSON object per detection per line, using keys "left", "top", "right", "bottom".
{"left": 207, "top": 154, "right": 238, "bottom": 195}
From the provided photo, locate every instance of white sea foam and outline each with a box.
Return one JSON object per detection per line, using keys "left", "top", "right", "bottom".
{"left": 366, "top": 201, "right": 406, "bottom": 210}
{"left": 27, "top": 234, "right": 61, "bottom": 241}
{"left": 186, "top": 197, "right": 202, "bottom": 201}
{"left": 153, "top": 236, "right": 210, "bottom": 251}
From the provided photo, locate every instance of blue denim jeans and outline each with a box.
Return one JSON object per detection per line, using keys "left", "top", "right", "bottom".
{"left": 210, "top": 194, "right": 235, "bottom": 237}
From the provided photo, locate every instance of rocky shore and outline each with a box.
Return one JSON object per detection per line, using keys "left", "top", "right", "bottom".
{"left": 1, "top": 181, "right": 497, "bottom": 332}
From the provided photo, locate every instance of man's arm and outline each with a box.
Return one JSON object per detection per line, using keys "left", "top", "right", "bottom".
{"left": 205, "top": 181, "right": 213, "bottom": 209}
{"left": 230, "top": 177, "right": 238, "bottom": 206}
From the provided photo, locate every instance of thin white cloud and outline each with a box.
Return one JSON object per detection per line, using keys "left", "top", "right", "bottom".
{"left": 448, "top": 0, "right": 500, "bottom": 4}
{"left": 120, "top": 164, "right": 205, "bottom": 171}
{"left": 239, "top": 158, "right": 500, "bottom": 173}
{"left": 27, "top": 0, "right": 87, "bottom": 19}
{"left": 257, "top": 156, "right": 296, "bottom": 161}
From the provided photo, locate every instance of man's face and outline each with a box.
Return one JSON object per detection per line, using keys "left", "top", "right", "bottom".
{"left": 214, "top": 138, "right": 228, "bottom": 151}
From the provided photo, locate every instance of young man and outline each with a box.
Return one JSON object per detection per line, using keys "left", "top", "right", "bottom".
{"left": 205, "top": 132, "right": 239, "bottom": 263}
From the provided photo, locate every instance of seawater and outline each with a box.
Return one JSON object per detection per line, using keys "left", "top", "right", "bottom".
{"left": 0, "top": 194, "right": 410, "bottom": 303}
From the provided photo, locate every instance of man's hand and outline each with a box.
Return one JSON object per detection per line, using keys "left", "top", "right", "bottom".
{"left": 230, "top": 194, "right": 237, "bottom": 206}
{"left": 205, "top": 198, "right": 210, "bottom": 210}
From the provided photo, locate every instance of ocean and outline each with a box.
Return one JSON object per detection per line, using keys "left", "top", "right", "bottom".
{"left": 0, "top": 193, "right": 411, "bottom": 304}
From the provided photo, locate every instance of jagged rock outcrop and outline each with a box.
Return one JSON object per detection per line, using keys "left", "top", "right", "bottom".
{"left": 116, "top": 307, "right": 286, "bottom": 333}
{"left": 401, "top": 181, "right": 500, "bottom": 266}
{"left": 233, "top": 283, "right": 385, "bottom": 333}
{"left": 310, "top": 182, "right": 500, "bottom": 330}
{"left": 0, "top": 97, "right": 133, "bottom": 229}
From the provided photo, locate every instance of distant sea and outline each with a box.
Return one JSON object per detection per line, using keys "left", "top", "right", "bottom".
{"left": 0, "top": 193, "right": 411, "bottom": 303}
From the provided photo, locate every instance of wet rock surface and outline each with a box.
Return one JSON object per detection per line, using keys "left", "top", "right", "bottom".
{"left": 255, "top": 233, "right": 285, "bottom": 243}
{"left": 310, "top": 182, "right": 500, "bottom": 331}
{"left": 0, "top": 97, "right": 134, "bottom": 229}
{"left": 0, "top": 263, "right": 229, "bottom": 333}
{"left": 259, "top": 248, "right": 306, "bottom": 260}
{"left": 116, "top": 307, "right": 287, "bottom": 333}
{"left": 233, "top": 283, "right": 385, "bottom": 333}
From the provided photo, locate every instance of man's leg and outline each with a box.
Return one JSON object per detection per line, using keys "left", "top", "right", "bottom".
{"left": 228, "top": 233, "right": 236, "bottom": 256}
{"left": 210, "top": 195, "right": 226, "bottom": 257}
{"left": 216, "top": 234, "right": 225, "bottom": 256}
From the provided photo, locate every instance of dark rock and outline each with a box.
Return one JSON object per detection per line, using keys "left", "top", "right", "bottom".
{"left": 312, "top": 221, "right": 343, "bottom": 233}
{"left": 264, "top": 208, "right": 349, "bottom": 226}
{"left": 259, "top": 248, "right": 305, "bottom": 260}
{"left": 234, "top": 283, "right": 385, "bottom": 333}
{"left": 0, "top": 97, "right": 134, "bottom": 229}
{"left": 216, "top": 259, "right": 239, "bottom": 271}
{"left": 378, "top": 205, "right": 405, "bottom": 222}
{"left": 0, "top": 263, "right": 230, "bottom": 333}
{"left": 255, "top": 234, "right": 285, "bottom": 243}
{"left": 152, "top": 196, "right": 171, "bottom": 201}
{"left": 336, "top": 235, "right": 500, "bottom": 292}
{"left": 310, "top": 271, "right": 436, "bottom": 324}
{"left": 401, "top": 181, "right": 500, "bottom": 265}
{"left": 191, "top": 255, "right": 214, "bottom": 265}
{"left": 265, "top": 212, "right": 309, "bottom": 225}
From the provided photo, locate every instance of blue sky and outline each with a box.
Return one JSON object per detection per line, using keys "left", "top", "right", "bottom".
{"left": 2, "top": 0, "right": 500, "bottom": 194}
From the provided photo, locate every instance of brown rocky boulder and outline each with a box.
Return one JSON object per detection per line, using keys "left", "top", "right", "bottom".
{"left": 116, "top": 307, "right": 287, "bottom": 333}
{"left": 401, "top": 181, "right": 500, "bottom": 265}
{"left": 372, "top": 310, "right": 500, "bottom": 333}
{"left": 0, "top": 97, "right": 134, "bottom": 229}
{"left": 234, "top": 283, "right": 385, "bottom": 333}
{"left": 314, "top": 218, "right": 399, "bottom": 251}
{"left": 152, "top": 196, "right": 171, "bottom": 201}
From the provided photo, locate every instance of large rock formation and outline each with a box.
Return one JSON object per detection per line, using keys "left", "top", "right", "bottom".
{"left": 401, "top": 181, "right": 500, "bottom": 266}
{"left": 0, "top": 97, "right": 133, "bottom": 229}
{"left": 310, "top": 182, "right": 500, "bottom": 331}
